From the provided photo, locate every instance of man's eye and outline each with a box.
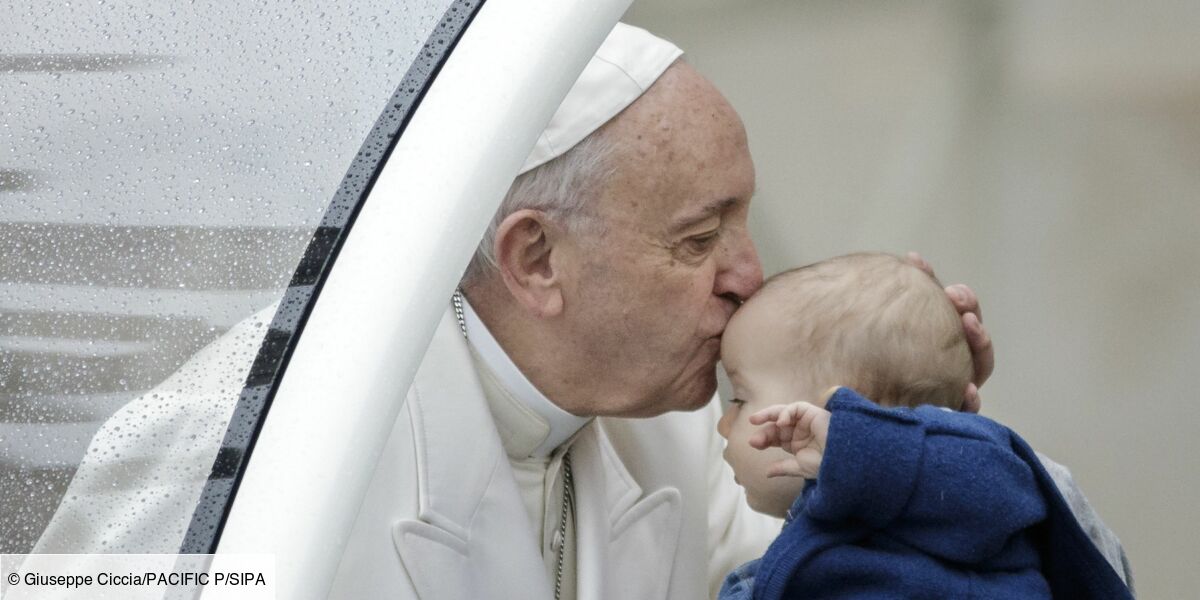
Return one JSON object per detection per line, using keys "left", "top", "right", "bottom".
{"left": 683, "top": 231, "right": 720, "bottom": 253}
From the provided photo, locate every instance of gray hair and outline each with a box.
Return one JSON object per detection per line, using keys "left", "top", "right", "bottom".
{"left": 461, "top": 126, "right": 617, "bottom": 286}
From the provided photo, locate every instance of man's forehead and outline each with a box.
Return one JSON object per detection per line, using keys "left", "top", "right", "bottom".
{"left": 598, "top": 133, "right": 755, "bottom": 235}
{"left": 667, "top": 197, "right": 743, "bottom": 234}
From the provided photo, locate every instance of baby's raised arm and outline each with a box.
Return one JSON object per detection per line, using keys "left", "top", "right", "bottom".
{"left": 746, "top": 386, "right": 839, "bottom": 479}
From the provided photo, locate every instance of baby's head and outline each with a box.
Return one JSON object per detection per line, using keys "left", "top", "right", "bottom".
{"left": 717, "top": 252, "right": 972, "bottom": 517}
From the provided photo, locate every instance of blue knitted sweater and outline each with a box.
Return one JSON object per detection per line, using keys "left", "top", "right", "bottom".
{"left": 745, "top": 388, "right": 1132, "bottom": 600}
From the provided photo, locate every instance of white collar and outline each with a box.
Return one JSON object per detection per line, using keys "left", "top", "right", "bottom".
{"left": 459, "top": 295, "right": 591, "bottom": 458}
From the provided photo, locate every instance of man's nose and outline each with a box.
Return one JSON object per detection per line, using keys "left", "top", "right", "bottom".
{"left": 714, "top": 231, "right": 764, "bottom": 304}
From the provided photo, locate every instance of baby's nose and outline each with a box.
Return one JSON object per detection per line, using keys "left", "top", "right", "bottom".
{"left": 716, "top": 411, "right": 732, "bottom": 439}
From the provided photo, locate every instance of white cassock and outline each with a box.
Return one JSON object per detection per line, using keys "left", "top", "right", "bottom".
{"left": 326, "top": 300, "right": 781, "bottom": 600}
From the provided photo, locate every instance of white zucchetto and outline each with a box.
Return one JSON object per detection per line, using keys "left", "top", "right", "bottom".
{"left": 519, "top": 22, "right": 683, "bottom": 175}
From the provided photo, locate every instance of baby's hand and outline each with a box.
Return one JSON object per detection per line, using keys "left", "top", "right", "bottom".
{"left": 747, "top": 389, "right": 836, "bottom": 479}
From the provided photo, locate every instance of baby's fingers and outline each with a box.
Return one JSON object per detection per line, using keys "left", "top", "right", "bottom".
{"left": 748, "top": 404, "right": 788, "bottom": 426}
{"left": 775, "top": 403, "right": 799, "bottom": 429}
{"left": 765, "top": 459, "right": 806, "bottom": 479}
{"left": 750, "top": 402, "right": 812, "bottom": 427}
{"left": 748, "top": 423, "right": 781, "bottom": 450}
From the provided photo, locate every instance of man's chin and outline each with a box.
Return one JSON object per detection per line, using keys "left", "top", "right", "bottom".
{"left": 673, "top": 346, "right": 721, "bottom": 412}
{"left": 676, "top": 378, "right": 719, "bottom": 412}
{"left": 608, "top": 369, "right": 717, "bottom": 418}
{"left": 683, "top": 393, "right": 717, "bottom": 412}
{"left": 618, "top": 386, "right": 715, "bottom": 418}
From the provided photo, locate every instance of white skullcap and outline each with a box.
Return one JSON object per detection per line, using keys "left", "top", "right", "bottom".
{"left": 519, "top": 22, "right": 683, "bottom": 175}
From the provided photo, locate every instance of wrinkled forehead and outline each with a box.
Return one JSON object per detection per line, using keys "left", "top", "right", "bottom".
{"left": 593, "top": 67, "right": 754, "bottom": 228}
{"left": 613, "top": 64, "right": 747, "bottom": 155}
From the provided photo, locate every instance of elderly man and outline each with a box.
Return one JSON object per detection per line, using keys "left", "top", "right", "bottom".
{"left": 328, "top": 23, "right": 1130, "bottom": 599}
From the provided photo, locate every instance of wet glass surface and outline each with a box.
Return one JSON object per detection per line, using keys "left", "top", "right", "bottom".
{"left": 1, "top": 0, "right": 455, "bottom": 553}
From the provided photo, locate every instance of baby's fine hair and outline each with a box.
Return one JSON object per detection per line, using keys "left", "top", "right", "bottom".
{"left": 761, "top": 252, "right": 971, "bottom": 410}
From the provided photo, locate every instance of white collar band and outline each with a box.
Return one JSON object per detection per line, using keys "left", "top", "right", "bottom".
{"left": 459, "top": 296, "right": 592, "bottom": 458}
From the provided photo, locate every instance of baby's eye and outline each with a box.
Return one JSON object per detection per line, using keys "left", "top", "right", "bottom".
{"left": 728, "top": 397, "right": 745, "bottom": 406}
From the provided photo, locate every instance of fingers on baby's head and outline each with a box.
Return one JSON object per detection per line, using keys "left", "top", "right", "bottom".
{"left": 906, "top": 251, "right": 934, "bottom": 276}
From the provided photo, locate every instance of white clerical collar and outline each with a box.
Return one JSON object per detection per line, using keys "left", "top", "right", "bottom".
{"left": 459, "top": 295, "right": 591, "bottom": 458}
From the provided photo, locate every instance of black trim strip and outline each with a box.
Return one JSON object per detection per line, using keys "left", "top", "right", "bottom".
{"left": 179, "top": 0, "right": 486, "bottom": 554}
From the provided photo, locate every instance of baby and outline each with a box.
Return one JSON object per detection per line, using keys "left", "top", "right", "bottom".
{"left": 716, "top": 252, "right": 1131, "bottom": 600}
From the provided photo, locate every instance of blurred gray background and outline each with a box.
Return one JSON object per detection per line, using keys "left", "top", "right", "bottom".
{"left": 626, "top": 1, "right": 1199, "bottom": 597}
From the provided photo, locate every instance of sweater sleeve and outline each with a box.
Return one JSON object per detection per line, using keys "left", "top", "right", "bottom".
{"left": 803, "top": 388, "right": 1048, "bottom": 564}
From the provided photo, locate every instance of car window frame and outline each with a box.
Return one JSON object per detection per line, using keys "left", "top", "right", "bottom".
{"left": 211, "top": 1, "right": 633, "bottom": 598}
{"left": 179, "top": 0, "right": 489, "bottom": 557}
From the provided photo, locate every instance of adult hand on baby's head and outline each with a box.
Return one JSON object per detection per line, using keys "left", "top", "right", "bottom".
{"left": 907, "top": 251, "right": 992, "bottom": 414}
{"left": 747, "top": 387, "right": 837, "bottom": 480}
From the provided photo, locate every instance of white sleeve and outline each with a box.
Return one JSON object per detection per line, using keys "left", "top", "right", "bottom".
{"left": 33, "top": 304, "right": 275, "bottom": 554}
{"left": 1036, "top": 451, "right": 1136, "bottom": 595}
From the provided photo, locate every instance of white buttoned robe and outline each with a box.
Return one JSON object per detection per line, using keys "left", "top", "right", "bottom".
{"left": 327, "top": 307, "right": 780, "bottom": 599}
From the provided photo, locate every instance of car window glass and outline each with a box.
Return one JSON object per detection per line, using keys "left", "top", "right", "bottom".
{"left": 2, "top": 0, "right": 458, "bottom": 554}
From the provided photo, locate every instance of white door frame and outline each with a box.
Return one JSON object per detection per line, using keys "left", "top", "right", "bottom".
{"left": 214, "top": 1, "right": 632, "bottom": 598}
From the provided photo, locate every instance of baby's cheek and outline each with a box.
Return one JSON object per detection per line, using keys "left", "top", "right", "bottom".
{"left": 761, "top": 448, "right": 806, "bottom": 512}
{"left": 745, "top": 478, "right": 798, "bottom": 519}
{"left": 731, "top": 446, "right": 794, "bottom": 518}
{"left": 758, "top": 478, "right": 804, "bottom": 518}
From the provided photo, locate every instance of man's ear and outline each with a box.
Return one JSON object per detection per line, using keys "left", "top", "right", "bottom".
{"left": 492, "top": 209, "right": 567, "bottom": 318}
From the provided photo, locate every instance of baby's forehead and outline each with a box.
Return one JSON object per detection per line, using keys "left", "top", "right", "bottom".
{"left": 728, "top": 265, "right": 855, "bottom": 351}
{"left": 727, "top": 288, "right": 788, "bottom": 333}
{"left": 724, "top": 289, "right": 807, "bottom": 362}
{"left": 747, "top": 273, "right": 809, "bottom": 308}
{"left": 754, "top": 257, "right": 902, "bottom": 313}
{"left": 736, "top": 273, "right": 819, "bottom": 323}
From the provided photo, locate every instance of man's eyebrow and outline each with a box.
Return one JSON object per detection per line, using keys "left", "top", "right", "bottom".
{"left": 667, "top": 197, "right": 740, "bottom": 234}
